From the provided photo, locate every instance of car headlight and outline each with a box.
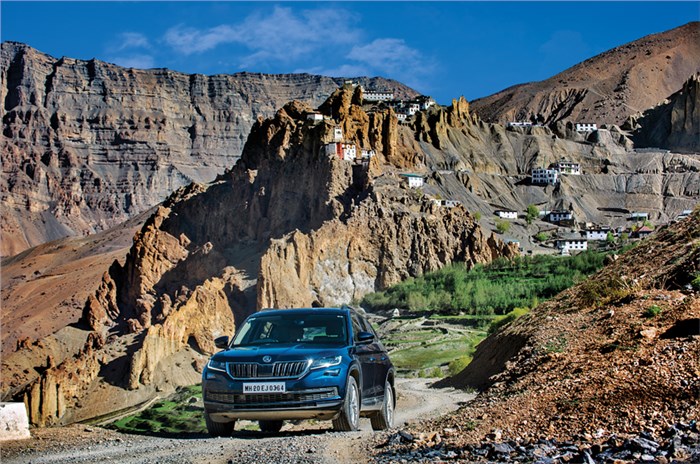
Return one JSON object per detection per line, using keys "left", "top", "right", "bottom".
{"left": 310, "top": 356, "right": 342, "bottom": 370}
{"left": 207, "top": 359, "right": 227, "bottom": 372}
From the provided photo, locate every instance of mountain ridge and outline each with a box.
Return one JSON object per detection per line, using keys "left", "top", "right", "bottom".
{"left": 471, "top": 21, "right": 700, "bottom": 126}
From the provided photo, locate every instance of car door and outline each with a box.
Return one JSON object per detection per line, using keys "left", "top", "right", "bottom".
{"left": 351, "top": 314, "right": 375, "bottom": 402}
{"left": 359, "top": 314, "right": 388, "bottom": 399}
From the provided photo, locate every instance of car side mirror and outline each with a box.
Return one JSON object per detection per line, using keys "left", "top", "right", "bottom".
{"left": 356, "top": 331, "right": 374, "bottom": 344}
{"left": 214, "top": 336, "right": 230, "bottom": 349}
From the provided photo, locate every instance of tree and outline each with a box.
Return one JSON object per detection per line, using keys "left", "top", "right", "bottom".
{"left": 606, "top": 231, "right": 615, "bottom": 243}
{"left": 496, "top": 220, "right": 510, "bottom": 234}
{"left": 534, "top": 232, "right": 549, "bottom": 242}
{"left": 526, "top": 204, "right": 539, "bottom": 225}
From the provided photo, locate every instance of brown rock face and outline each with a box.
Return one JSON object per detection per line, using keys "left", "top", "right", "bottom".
{"left": 0, "top": 41, "right": 417, "bottom": 257}
{"left": 628, "top": 73, "right": 700, "bottom": 152}
{"left": 258, "top": 195, "right": 516, "bottom": 309}
{"left": 470, "top": 22, "right": 700, "bottom": 126}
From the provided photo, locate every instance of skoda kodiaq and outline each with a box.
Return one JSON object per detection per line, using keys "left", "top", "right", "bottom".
{"left": 202, "top": 307, "right": 395, "bottom": 435}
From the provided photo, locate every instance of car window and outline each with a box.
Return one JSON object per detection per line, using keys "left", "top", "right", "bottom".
{"left": 351, "top": 315, "right": 363, "bottom": 342}
{"left": 360, "top": 315, "right": 377, "bottom": 337}
{"left": 233, "top": 314, "right": 348, "bottom": 346}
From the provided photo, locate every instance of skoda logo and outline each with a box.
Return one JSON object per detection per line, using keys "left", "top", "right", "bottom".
{"left": 262, "top": 355, "right": 272, "bottom": 363}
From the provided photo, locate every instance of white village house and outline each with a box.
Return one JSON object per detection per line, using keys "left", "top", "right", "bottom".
{"left": 548, "top": 210, "right": 573, "bottom": 223}
{"left": 553, "top": 161, "right": 581, "bottom": 175}
{"left": 496, "top": 210, "right": 518, "bottom": 220}
{"left": 363, "top": 90, "right": 394, "bottom": 102}
{"left": 585, "top": 227, "right": 613, "bottom": 241}
{"left": 556, "top": 238, "right": 588, "bottom": 255}
{"left": 507, "top": 121, "right": 533, "bottom": 128}
{"left": 575, "top": 123, "right": 597, "bottom": 132}
{"left": 433, "top": 199, "right": 461, "bottom": 208}
{"left": 400, "top": 173, "right": 424, "bottom": 188}
{"left": 531, "top": 167, "right": 559, "bottom": 185}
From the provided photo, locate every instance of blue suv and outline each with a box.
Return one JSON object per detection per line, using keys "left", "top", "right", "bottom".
{"left": 202, "top": 307, "right": 395, "bottom": 435}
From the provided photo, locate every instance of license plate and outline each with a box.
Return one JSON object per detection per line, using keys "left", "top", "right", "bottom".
{"left": 243, "top": 382, "right": 286, "bottom": 394}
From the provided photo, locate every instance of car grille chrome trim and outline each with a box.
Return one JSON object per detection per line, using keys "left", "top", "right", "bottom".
{"left": 205, "top": 387, "right": 339, "bottom": 406}
{"left": 226, "top": 360, "right": 310, "bottom": 379}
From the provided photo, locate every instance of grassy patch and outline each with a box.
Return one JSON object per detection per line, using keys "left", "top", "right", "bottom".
{"left": 362, "top": 252, "right": 608, "bottom": 316}
{"left": 389, "top": 330, "right": 485, "bottom": 376}
{"left": 109, "top": 385, "right": 206, "bottom": 435}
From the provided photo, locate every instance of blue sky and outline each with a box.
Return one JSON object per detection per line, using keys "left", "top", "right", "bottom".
{"left": 1, "top": 2, "right": 698, "bottom": 104}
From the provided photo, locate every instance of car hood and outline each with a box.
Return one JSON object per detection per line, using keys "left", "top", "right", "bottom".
{"left": 212, "top": 343, "right": 345, "bottom": 363}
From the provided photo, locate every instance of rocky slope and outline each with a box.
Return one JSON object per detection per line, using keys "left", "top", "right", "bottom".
{"left": 470, "top": 22, "right": 700, "bottom": 127}
{"left": 628, "top": 72, "right": 700, "bottom": 153}
{"left": 1, "top": 41, "right": 417, "bottom": 257}
{"left": 380, "top": 210, "right": 699, "bottom": 461}
{"left": 2, "top": 87, "right": 518, "bottom": 426}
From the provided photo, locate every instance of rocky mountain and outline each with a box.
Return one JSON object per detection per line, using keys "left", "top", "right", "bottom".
{"left": 1, "top": 41, "right": 417, "bottom": 257}
{"left": 391, "top": 210, "right": 699, "bottom": 459}
{"left": 4, "top": 26, "right": 700, "bottom": 427}
{"left": 628, "top": 72, "right": 700, "bottom": 153}
{"left": 470, "top": 22, "right": 700, "bottom": 127}
{"left": 2, "top": 87, "right": 518, "bottom": 426}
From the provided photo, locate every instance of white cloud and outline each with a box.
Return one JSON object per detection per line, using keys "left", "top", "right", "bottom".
{"left": 163, "top": 6, "right": 361, "bottom": 67}
{"left": 295, "top": 64, "right": 370, "bottom": 78}
{"left": 163, "top": 24, "right": 240, "bottom": 55}
{"left": 347, "top": 38, "right": 423, "bottom": 75}
{"left": 118, "top": 32, "right": 151, "bottom": 50}
{"left": 107, "top": 54, "right": 155, "bottom": 69}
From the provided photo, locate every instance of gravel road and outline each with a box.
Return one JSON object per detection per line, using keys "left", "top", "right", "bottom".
{"left": 2, "top": 378, "right": 473, "bottom": 464}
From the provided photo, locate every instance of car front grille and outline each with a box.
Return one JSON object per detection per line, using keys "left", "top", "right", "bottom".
{"left": 226, "top": 361, "right": 309, "bottom": 379}
{"left": 205, "top": 387, "right": 338, "bottom": 407}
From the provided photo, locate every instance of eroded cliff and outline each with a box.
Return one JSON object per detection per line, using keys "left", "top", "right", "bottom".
{"left": 1, "top": 42, "right": 417, "bottom": 256}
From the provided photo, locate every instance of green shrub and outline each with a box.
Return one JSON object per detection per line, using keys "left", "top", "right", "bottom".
{"left": 473, "top": 211, "right": 482, "bottom": 221}
{"left": 526, "top": 204, "right": 539, "bottom": 224}
{"left": 496, "top": 219, "right": 511, "bottom": 234}
{"left": 534, "top": 232, "right": 549, "bottom": 242}
{"left": 644, "top": 305, "right": 662, "bottom": 318}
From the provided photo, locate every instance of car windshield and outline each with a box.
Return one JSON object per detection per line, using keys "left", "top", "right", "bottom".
{"left": 232, "top": 313, "right": 348, "bottom": 346}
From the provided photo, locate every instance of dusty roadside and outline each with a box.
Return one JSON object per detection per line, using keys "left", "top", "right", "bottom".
{"left": 1, "top": 378, "right": 473, "bottom": 463}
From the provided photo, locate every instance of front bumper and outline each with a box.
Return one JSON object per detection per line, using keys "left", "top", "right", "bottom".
{"left": 202, "top": 367, "right": 346, "bottom": 422}
{"left": 204, "top": 387, "right": 343, "bottom": 420}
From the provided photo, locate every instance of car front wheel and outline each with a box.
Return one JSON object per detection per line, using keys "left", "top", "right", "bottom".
{"left": 333, "top": 376, "right": 360, "bottom": 431}
{"left": 205, "top": 412, "right": 235, "bottom": 437}
{"left": 370, "top": 381, "right": 395, "bottom": 430}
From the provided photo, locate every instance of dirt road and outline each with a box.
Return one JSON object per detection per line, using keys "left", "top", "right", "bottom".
{"left": 1, "top": 378, "right": 473, "bottom": 463}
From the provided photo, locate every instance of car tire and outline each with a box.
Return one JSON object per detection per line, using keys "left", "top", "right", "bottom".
{"left": 259, "top": 420, "right": 284, "bottom": 433}
{"left": 205, "top": 412, "right": 235, "bottom": 437}
{"left": 333, "top": 375, "right": 360, "bottom": 431}
{"left": 370, "top": 381, "right": 395, "bottom": 430}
